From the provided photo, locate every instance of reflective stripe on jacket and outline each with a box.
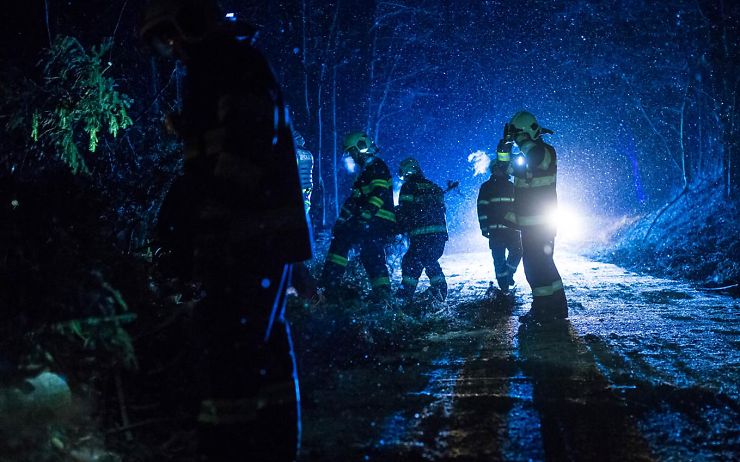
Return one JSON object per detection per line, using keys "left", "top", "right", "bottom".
{"left": 477, "top": 175, "right": 517, "bottom": 233}
{"left": 340, "top": 157, "right": 396, "bottom": 229}
{"left": 510, "top": 139, "right": 558, "bottom": 229}
{"left": 396, "top": 174, "right": 448, "bottom": 238}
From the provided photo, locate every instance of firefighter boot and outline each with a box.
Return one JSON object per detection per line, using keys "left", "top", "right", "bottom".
{"left": 551, "top": 290, "right": 568, "bottom": 320}
{"left": 395, "top": 287, "right": 415, "bottom": 306}
{"left": 519, "top": 295, "right": 567, "bottom": 324}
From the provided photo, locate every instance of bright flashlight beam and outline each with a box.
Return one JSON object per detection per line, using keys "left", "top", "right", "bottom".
{"left": 548, "top": 206, "right": 584, "bottom": 242}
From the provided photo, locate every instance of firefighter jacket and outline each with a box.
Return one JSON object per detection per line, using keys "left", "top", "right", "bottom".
{"left": 295, "top": 146, "right": 314, "bottom": 213}
{"left": 477, "top": 174, "right": 516, "bottom": 236}
{"left": 509, "top": 138, "right": 558, "bottom": 230}
{"left": 337, "top": 156, "right": 396, "bottom": 235}
{"left": 397, "top": 174, "right": 448, "bottom": 239}
{"left": 157, "top": 35, "right": 312, "bottom": 274}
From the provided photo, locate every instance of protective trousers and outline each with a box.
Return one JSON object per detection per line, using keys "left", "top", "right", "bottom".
{"left": 399, "top": 233, "right": 448, "bottom": 300}
{"left": 321, "top": 223, "right": 390, "bottom": 296}
{"left": 521, "top": 227, "right": 567, "bottom": 318}
{"left": 195, "top": 264, "right": 299, "bottom": 462}
{"left": 489, "top": 229, "right": 522, "bottom": 290}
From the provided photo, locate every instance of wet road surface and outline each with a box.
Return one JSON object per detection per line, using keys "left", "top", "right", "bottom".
{"left": 295, "top": 250, "right": 739, "bottom": 461}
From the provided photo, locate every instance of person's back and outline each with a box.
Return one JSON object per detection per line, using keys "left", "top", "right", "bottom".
{"left": 477, "top": 173, "right": 515, "bottom": 236}
{"left": 396, "top": 159, "right": 449, "bottom": 303}
{"left": 173, "top": 36, "right": 310, "bottom": 269}
{"left": 141, "top": 2, "right": 310, "bottom": 459}
{"left": 477, "top": 161, "right": 521, "bottom": 294}
{"left": 398, "top": 173, "right": 448, "bottom": 238}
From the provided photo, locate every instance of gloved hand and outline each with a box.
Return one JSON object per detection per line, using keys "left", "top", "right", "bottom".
{"left": 496, "top": 138, "right": 512, "bottom": 154}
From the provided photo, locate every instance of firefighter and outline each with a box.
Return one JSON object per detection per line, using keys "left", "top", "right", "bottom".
{"left": 140, "top": 1, "right": 311, "bottom": 460}
{"left": 292, "top": 131, "right": 318, "bottom": 299}
{"left": 477, "top": 151, "right": 522, "bottom": 295}
{"left": 319, "top": 132, "right": 396, "bottom": 302}
{"left": 503, "top": 111, "right": 568, "bottom": 322}
{"left": 396, "top": 157, "right": 448, "bottom": 302}
{"left": 294, "top": 131, "right": 314, "bottom": 214}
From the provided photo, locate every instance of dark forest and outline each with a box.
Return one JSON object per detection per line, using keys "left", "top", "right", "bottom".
{"left": 0, "top": 1, "right": 738, "bottom": 461}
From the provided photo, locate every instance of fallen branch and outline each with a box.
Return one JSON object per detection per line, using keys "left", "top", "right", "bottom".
{"left": 701, "top": 283, "right": 739, "bottom": 291}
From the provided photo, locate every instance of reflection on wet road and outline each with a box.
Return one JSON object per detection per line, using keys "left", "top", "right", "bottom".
{"left": 297, "top": 250, "right": 739, "bottom": 461}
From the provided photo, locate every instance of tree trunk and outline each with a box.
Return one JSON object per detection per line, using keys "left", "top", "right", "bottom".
{"left": 332, "top": 61, "right": 339, "bottom": 220}
{"left": 316, "top": 74, "right": 326, "bottom": 228}
{"left": 302, "top": 0, "right": 311, "bottom": 118}
{"left": 366, "top": 5, "right": 379, "bottom": 133}
{"left": 701, "top": 0, "right": 739, "bottom": 197}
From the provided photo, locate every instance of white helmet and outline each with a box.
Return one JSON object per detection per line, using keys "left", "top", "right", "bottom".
{"left": 509, "top": 111, "right": 553, "bottom": 140}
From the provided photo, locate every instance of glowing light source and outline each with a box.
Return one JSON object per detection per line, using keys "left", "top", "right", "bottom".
{"left": 515, "top": 155, "right": 525, "bottom": 166}
{"left": 548, "top": 205, "right": 583, "bottom": 241}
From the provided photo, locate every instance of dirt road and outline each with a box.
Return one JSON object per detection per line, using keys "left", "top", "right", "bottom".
{"left": 294, "top": 250, "right": 739, "bottom": 461}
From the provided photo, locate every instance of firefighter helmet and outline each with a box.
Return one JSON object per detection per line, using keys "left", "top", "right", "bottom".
{"left": 398, "top": 157, "right": 422, "bottom": 179}
{"left": 343, "top": 132, "right": 377, "bottom": 156}
{"left": 508, "top": 111, "right": 553, "bottom": 140}
{"left": 139, "top": 0, "right": 222, "bottom": 48}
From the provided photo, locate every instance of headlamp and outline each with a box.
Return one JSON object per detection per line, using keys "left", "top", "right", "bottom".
{"left": 343, "top": 154, "right": 357, "bottom": 173}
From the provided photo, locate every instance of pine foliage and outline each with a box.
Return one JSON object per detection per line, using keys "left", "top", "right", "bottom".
{"left": 15, "top": 36, "right": 133, "bottom": 174}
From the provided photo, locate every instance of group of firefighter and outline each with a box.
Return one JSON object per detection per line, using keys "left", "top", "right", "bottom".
{"left": 139, "top": 0, "right": 566, "bottom": 460}
{"left": 318, "top": 133, "right": 451, "bottom": 306}
{"left": 317, "top": 121, "right": 567, "bottom": 323}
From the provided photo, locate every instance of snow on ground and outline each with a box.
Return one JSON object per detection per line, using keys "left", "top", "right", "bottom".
{"left": 298, "top": 246, "right": 740, "bottom": 461}
{"left": 440, "top": 248, "right": 739, "bottom": 401}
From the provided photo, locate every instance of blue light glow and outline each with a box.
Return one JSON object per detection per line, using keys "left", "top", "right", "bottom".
{"left": 344, "top": 156, "right": 357, "bottom": 173}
